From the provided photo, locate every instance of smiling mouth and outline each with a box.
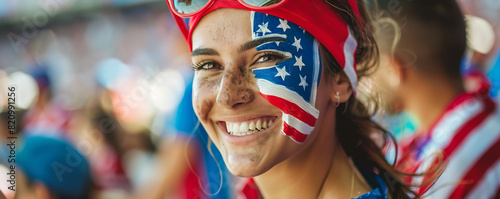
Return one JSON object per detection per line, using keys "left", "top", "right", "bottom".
{"left": 219, "top": 116, "right": 278, "bottom": 136}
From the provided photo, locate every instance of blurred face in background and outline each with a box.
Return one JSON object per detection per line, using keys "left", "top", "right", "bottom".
{"left": 190, "top": 8, "right": 333, "bottom": 177}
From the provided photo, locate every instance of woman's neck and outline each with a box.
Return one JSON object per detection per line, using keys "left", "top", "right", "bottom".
{"left": 254, "top": 104, "right": 371, "bottom": 198}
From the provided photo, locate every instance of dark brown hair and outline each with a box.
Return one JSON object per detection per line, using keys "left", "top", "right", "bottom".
{"left": 323, "top": 0, "right": 418, "bottom": 198}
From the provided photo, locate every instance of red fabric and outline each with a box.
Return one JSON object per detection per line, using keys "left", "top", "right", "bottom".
{"left": 396, "top": 93, "right": 480, "bottom": 179}
{"left": 184, "top": 157, "right": 202, "bottom": 199}
{"left": 416, "top": 96, "right": 495, "bottom": 195}
{"left": 425, "top": 93, "right": 479, "bottom": 136}
{"left": 396, "top": 92, "right": 500, "bottom": 198}
{"left": 241, "top": 178, "right": 262, "bottom": 199}
{"left": 448, "top": 135, "right": 500, "bottom": 198}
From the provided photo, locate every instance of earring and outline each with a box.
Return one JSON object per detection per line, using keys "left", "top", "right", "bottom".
{"left": 335, "top": 91, "right": 340, "bottom": 107}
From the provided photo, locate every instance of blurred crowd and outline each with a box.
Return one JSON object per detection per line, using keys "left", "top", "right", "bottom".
{"left": 0, "top": 0, "right": 499, "bottom": 199}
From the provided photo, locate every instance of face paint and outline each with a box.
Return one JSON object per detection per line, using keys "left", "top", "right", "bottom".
{"left": 251, "top": 11, "right": 321, "bottom": 143}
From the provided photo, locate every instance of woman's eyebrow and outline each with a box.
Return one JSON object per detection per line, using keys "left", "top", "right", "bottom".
{"left": 191, "top": 48, "right": 219, "bottom": 57}
{"left": 191, "top": 37, "right": 286, "bottom": 57}
{"left": 239, "top": 36, "right": 286, "bottom": 52}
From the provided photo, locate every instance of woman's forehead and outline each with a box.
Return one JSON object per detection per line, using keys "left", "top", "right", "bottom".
{"left": 192, "top": 9, "right": 253, "bottom": 50}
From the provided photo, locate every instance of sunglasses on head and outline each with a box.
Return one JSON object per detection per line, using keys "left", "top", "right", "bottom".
{"left": 168, "top": 0, "right": 285, "bottom": 17}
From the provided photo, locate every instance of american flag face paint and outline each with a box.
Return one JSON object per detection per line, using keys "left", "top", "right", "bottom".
{"left": 251, "top": 12, "right": 321, "bottom": 143}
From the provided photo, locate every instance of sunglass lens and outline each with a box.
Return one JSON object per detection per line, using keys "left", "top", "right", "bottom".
{"left": 242, "top": 0, "right": 282, "bottom": 7}
{"left": 173, "top": 0, "right": 210, "bottom": 14}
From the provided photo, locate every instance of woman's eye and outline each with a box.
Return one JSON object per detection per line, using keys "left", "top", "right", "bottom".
{"left": 193, "top": 62, "right": 222, "bottom": 71}
{"left": 256, "top": 55, "right": 272, "bottom": 63}
{"left": 255, "top": 52, "right": 286, "bottom": 65}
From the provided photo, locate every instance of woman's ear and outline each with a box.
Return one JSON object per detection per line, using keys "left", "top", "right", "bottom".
{"left": 329, "top": 71, "right": 353, "bottom": 104}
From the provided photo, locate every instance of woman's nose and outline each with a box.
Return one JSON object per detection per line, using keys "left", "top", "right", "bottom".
{"left": 216, "top": 69, "right": 254, "bottom": 109}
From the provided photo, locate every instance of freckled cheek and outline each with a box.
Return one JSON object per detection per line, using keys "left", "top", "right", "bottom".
{"left": 192, "top": 76, "right": 220, "bottom": 122}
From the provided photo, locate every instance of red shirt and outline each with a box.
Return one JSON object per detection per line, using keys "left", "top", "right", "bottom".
{"left": 397, "top": 93, "right": 500, "bottom": 198}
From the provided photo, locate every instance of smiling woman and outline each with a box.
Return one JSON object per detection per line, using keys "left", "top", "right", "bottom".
{"left": 166, "top": 0, "right": 416, "bottom": 198}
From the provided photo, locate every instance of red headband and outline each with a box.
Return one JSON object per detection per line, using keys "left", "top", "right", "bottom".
{"left": 168, "top": 0, "right": 362, "bottom": 91}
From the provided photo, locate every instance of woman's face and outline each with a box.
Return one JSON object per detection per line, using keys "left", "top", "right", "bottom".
{"left": 191, "top": 9, "right": 332, "bottom": 177}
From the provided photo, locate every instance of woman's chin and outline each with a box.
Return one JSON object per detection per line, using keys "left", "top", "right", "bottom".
{"left": 224, "top": 155, "right": 272, "bottom": 178}
{"left": 227, "top": 164, "right": 267, "bottom": 178}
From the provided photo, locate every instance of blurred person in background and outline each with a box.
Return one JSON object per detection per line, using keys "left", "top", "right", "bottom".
{"left": 17, "top": 29, "right": 72, "bottom": 137}
{"left": 15, "top": 135, "right": 94, "bottom": 199}
{"left": 84, "top": 97, "right": 132, "bottom": 197}
{"left": 82, "top": 85, "right": 161, "bottom": 198}
{"left": 22, "top": 67, "right": 71, "bottom": 137}
{"left": 373, "top": 0, "right": 500, "bottom": 198}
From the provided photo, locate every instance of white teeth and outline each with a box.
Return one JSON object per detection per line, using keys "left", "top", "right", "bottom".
{"left": 232, "top": 123, "right": 240, "bottom": 133}
{"left": 256, "top": 120, "right": 262, "bottom": 130}
{"left": 225, "top": 119, "right": 274, "bottom": 136}
{"left": 240, "top": 122, "right": 248, "bottom": 133}
{"left": 249, "top": 121, "right": 255, "bottom": 131}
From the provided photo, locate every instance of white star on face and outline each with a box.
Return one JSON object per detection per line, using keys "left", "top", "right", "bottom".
{"left": 299, "top": 75, "right": 308, "bottom": 91}
{"left": 257, "top": 22, "right": 272, "bottom": 36}
{"left": 275, "top": 66, "right": 290, "bottom": 81}
{"left": 293, "top": 56, "right": 305, "bottom": 71}
{"left": 292, "top": 36, "right": 303, "bottom": 52}
{"left": 277, "top": 19, "right": 291, "bottom": 32}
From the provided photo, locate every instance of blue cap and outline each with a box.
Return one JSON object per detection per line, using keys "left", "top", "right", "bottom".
{"left": 17, "top": 135, "right": 91, "bottom": 198}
